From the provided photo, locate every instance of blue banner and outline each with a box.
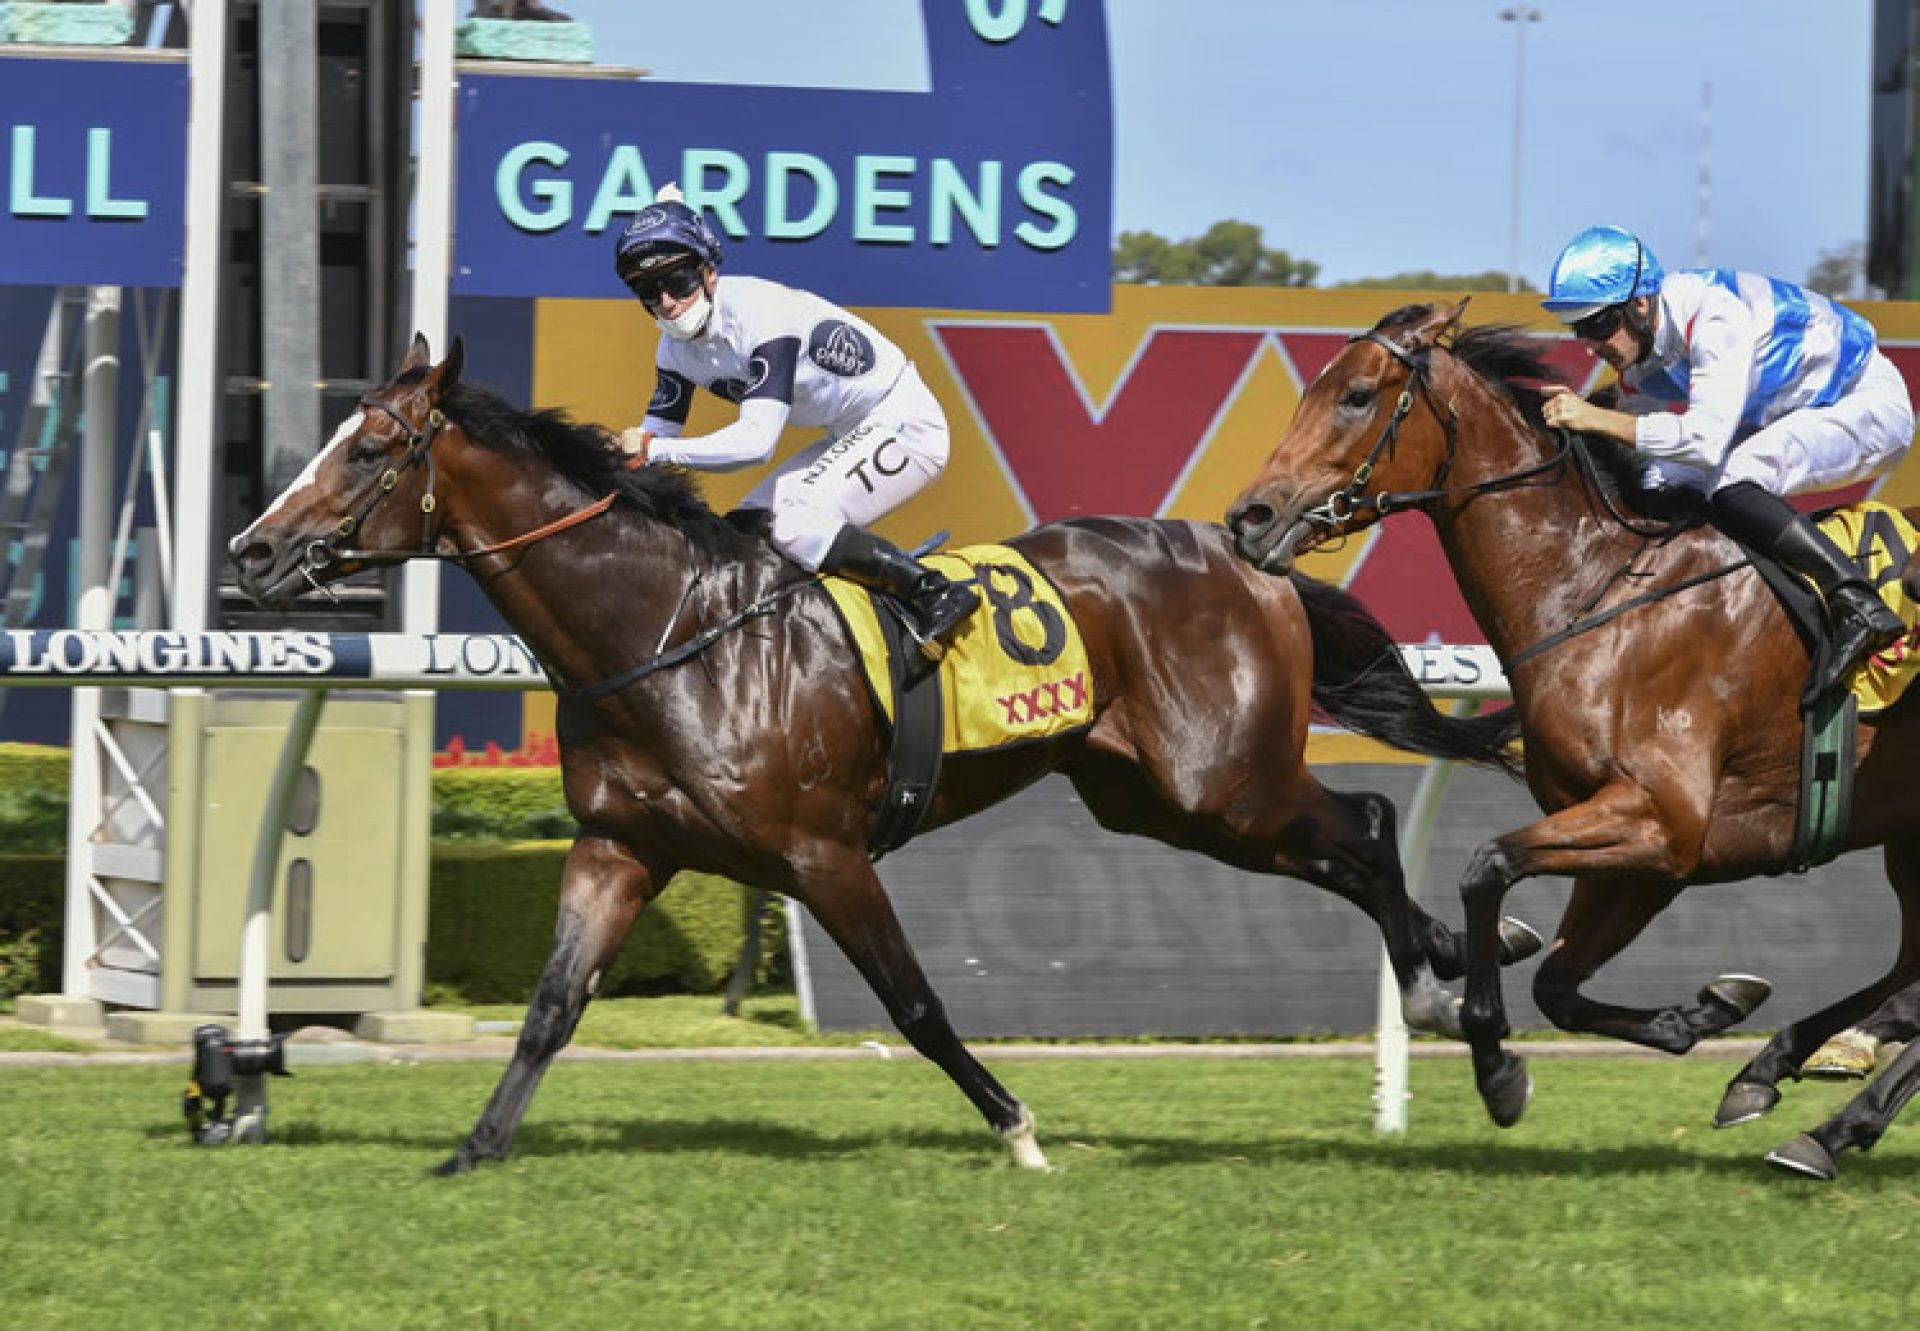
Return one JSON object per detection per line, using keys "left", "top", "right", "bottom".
{"left": 0, "top": 56, "right": 189, "bottom": 288}
{"left": 454, "top": 0, "right": 1112, "bottom": 311}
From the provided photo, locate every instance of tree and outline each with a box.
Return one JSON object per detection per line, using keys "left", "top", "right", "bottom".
{"left": 1334, "top": 270, "right": 1534, "bottom": 293}
{"left": 1112, "top": 221, "right": 1319, "bottom": 287}
{"left": 1804, "top": 243, "right": 1865, "bottom": 299}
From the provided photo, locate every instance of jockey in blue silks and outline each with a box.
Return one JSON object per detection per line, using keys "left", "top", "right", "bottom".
{"left": 1538, "top": 224, "right": 1913, "bottom": 699}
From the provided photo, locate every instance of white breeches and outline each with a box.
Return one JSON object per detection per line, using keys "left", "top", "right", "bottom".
{"left": 1642, "top": 351, "right": 1915, "bottom": 497}
{"left": 740, "top": 363, "right": 951, "bottom": 570}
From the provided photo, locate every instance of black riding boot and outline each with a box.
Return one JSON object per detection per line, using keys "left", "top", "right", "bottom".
{"left": 1711, "top": 481, "right": 1906, "bottom": 699}
{"left": 822, "top": 526, "right": 980, "bottom": 660}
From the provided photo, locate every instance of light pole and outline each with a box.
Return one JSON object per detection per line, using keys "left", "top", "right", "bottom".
{"left": 1500, "top": 7, "right": 1541, "bottom": 293}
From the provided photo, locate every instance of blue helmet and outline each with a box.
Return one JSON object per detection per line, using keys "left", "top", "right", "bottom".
{"left": 1541, "top": 226, "right": 1665, "bottom": 322}
{"left": 613, "top": 200, "right": 724, "bottom": 284}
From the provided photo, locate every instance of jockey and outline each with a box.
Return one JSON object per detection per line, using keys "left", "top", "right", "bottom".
{"left": 1538, "top": 224, "right": 1912, "bottom": 700}
{"left": 612, "top": 185, "right": 979, "bottom": 659}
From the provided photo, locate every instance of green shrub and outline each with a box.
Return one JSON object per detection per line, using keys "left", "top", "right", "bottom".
{"left": 0, "top": 853, "right": 65, "bottom": 997}
{"left": 427, "top": 845, "right": 771, "bottom": 1002}
{"left": 430, "top": 768, "right": 571, "bottom": 840}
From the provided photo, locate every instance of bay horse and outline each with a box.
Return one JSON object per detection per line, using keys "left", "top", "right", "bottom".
{"left": 229, "top": 334, "right": 1531, "bottom": 1176}
{"left": 1225, "top": 302, "right": 1920, "bottom": 1173}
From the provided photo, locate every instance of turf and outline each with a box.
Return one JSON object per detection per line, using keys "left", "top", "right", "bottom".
{"left": 1, "top": 1052, "right": 1913, "bottom": 1329}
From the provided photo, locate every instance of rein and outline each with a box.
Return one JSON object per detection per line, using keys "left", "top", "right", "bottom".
{"left": 309, "top": 392, "right": 820, "bottom": 703}
{"left": 1306, "top": 331, "right": 1743, "bottom": 674}
{"left": 301, "top": 398, "right": 619, "bottom": 591}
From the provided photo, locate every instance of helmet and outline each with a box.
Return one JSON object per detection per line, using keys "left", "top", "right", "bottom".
{"left": 614, "top": 199, "right": 724, "bottom": 285}
{"left": 1541, "top": 226, "right": 1665, "bottom": 322}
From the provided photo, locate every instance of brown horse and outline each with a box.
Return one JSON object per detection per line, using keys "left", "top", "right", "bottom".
{"left": 229, "top": 334, "right": 1531, "bottom": 1176}
{"left": 1225, "top": 302, "right": 1920, "bottom": 1171}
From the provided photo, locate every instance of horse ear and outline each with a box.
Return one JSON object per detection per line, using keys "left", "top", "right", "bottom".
{"left": 439, "top": 336, "right": 465, "bottom": 390}
{"left": 1407, "top": 301, "right": 1469, "bottom": 351}
{"left": 403, "top": 332, "right": 432, "bottom": 371}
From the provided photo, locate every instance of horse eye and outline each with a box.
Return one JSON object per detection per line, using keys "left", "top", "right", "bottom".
{"left": 1341, "top": 387, "right": 1375, "bottom": 412}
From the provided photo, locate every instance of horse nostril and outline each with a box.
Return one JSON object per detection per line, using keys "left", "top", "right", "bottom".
{"left": 1229, "top": 502, "right": 1276, "bottom": 538}
{"left": 228, "top": 536, "right": 271, "bottom": 569}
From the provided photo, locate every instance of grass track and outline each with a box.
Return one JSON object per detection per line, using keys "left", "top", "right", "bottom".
{"left": 2, "top": 1053, "right": 1914, "bottom": 1329}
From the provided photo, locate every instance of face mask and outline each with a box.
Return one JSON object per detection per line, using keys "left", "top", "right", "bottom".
{"left": 657, "top": 292, "right": 712, "bottom": 342}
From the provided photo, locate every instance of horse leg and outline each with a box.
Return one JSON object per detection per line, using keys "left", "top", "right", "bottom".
{"left": 436, "top": 834, "right": 663, "bottom": 1176}
{"left": 1066, "top": 754, "right": 1525, "bottom": 1040}
{"left": 795, "top": 851, "right": 1046, "bottom": 1169}
{"left": 1459, "top": 782, "right": 1689, "bottom": 1127}
{"left": 1274, "top": 788, "right": 1540, "bottom": 1035}
{"left": 1718, "top": 834, "right": 1920, "bottom": 1126}
{"left": 1766, "top": 983, "right": 1920, "bottom": 1181}
{"left": 1531, "top": 875, "right": 1770, "bottom": 1054}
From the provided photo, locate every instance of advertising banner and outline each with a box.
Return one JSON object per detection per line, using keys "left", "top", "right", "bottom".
{"left": 454, "top": 1, "right": 1112, "bottom": 311}
{"left": 0, "top": 55, "right": 189, "bottom": 288}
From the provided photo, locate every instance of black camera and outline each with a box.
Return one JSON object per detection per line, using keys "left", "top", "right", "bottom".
{"left": 184, "top": 1024, "right": 289, "bottom": 1145}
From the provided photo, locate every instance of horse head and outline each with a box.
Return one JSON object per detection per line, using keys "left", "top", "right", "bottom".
{"left": 1227, "top": 300, "right": 1468, "bottom": 574}
{"left": 229, "top": 333, "right": 472, "bottom": 609}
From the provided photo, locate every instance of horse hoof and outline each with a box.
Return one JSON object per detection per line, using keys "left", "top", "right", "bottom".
{"left": 1802, "top": 1028, "right": 1880, "bottom": 1080}
{"left": 1497, "top": 917, "right": 1544, "bottom": 966}
{"left": 1480, "top": 1051, "right": 1532, "bottom": 1128}
{"left": 997, "top": 1106, "right": 1052, "bottom": 1171}
{"left": 1764, "top": 1134, "right": 1838, "bottom": 1182}
{"left": 1405, "top": 990, "right": 1466, "bottom": 1041}
{"left": 1712, "top": 1080, "right": 1781, "bottom": 1129}
{"left": 1700, "top": 973, "right": 1771, "bottom": 1022}
{"left": 431, "top": 1153, "right": 474, "bottom": 1178}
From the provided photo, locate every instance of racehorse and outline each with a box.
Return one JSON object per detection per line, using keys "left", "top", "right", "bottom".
{"left": 230, "top": 334, "right": 1532, "bottom": 1176}
{"left": 1224, "top": 301, "right": 1920, "bottom": 1169}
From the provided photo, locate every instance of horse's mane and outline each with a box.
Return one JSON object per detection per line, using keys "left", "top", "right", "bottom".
{"left": 432, "top": 376, "right": 749, "bottom": 562}
{"left": 1372, "top": 304, "right": 1704, "bottom": 525}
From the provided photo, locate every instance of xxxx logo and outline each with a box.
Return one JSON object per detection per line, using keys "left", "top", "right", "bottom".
{"left": 997, "top": 671, "right": 1088, "bottom": 726}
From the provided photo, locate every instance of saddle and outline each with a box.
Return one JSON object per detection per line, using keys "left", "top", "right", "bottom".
{"left": 1727, "top": 503, "right": 1920, "bottom": 869}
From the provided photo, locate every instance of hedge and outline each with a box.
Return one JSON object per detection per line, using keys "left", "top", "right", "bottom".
{"left": 0, "top": 749, "right": 787, "bottom": 1006}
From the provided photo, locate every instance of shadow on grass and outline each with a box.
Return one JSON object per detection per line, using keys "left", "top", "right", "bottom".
{"left": 1079, "top": 1130, "right": 1796, "bottom": 1179}
{"left": 139, "top": 1111, "right": 1905, "bottom": 1182}
{"left": 144, "top": 1115, "right": 1000, "bottom": 1164}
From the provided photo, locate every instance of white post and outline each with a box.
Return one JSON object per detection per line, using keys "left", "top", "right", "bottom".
{"left": 405, "top": 0, "right": 457, "bottom": 637}
{"left": 1372, "top": 699, "right": 1481, "bottom": 1134}
{"left": 173, "top": 0, "right": 227, "bottom": 635}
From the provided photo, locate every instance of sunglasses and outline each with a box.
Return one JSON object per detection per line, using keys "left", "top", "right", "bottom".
{"left": 625, "top": 262, "right": 706, "bottom": 306}
{"left": 1570, "top": 305, "right": 1626, "bottom": 343}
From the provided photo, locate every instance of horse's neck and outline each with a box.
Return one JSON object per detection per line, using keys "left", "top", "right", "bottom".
{"left": 1429, "top": 390, "right": 1633, "bottom": 663}
{"left": 460, "top": 505, "right": 712, "bottom": 693}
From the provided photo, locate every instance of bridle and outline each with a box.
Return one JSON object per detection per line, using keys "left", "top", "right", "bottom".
{"left": 299, "top": 395, "right": 616, "bottom": 591}
{"left": 1295, "top": 331, "right": 1572, "bottom": 536}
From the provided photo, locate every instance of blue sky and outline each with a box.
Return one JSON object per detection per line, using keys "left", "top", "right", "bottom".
{"left": 552, "top": 0, "right": 1877, "bottom": 291}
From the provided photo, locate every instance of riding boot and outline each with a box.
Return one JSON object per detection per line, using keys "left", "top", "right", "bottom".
{"left": 1710, "top": 480, "right": 1906, "bottom": 699}
{"left": 822, "top": 526, "right": 980, "bottom": 660}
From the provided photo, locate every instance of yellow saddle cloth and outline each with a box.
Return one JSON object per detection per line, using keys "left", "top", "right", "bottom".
{"left": 824, "top": 543, "right": 1096, "bottom": 753}
{"left": 1819, "top": 503, "right": 1920, "bottom": 715}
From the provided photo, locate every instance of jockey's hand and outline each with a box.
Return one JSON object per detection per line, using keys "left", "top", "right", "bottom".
{"left": 616, "top": 428, "right": 654, "bottom": 466}
{"left": 1541, "top": 384, "right": 1638, "bottom": 447}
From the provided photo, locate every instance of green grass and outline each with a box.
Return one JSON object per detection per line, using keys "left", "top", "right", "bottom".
{"left": 0, "top": 1024, "right": 97, "bottom": 1054}
{"left": 2, "top": 1053, "right": 1915, "bottom": 1329}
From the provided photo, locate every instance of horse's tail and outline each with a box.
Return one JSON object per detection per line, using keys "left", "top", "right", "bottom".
{"left": 1294, "top": 574, "right": 1522, "bottom": 777}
